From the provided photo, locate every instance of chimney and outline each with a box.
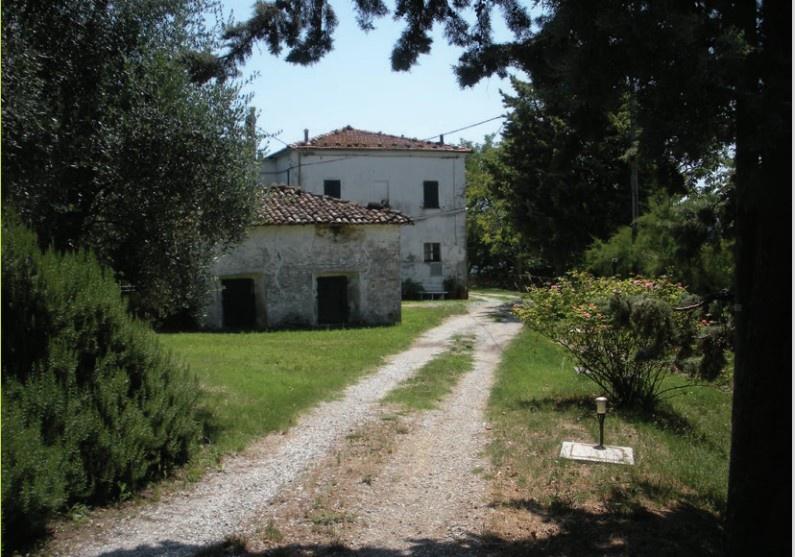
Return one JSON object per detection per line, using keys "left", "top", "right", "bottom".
{"left": 438, "top": 134, "right": 444, "bottom": 145}
{"left": 304, "top": 128, "right": 309, "bottom": 143}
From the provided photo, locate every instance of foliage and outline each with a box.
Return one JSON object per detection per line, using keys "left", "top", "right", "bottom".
{"left": 1, "top": 0, "right": 258, "bottom": 326}
{"left": 490, "top": 81, "right": 646, "bottom": 273}
{"left": 464, "top": 135, "right": 535, "bottom": 286}
{"left": 584, "top": 189, "right": 735, "bottom": 295}
{"left": 1, "top": 217, "right": 204, "bottom": 549}
{"left": 197, "top": 0, "right": 530, "bottom": 82}
{"left": 514, "top": 272, "right": 719, "bottom": 409}
{"left": 442, "top": 276, "right": 467, "bottom": 299}
{"left": 401, "top": 278, "right": 424, "bottom": 300}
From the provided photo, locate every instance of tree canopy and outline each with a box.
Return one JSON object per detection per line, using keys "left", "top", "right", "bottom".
{"left": 2, "top": 0, "right": 259, "bottom": 325}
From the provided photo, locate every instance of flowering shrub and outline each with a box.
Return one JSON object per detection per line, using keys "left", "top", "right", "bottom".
{"left": 515, "top": 272, "right": 708, "bottom": 409}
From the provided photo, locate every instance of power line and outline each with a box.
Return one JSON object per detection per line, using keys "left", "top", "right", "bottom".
{"left": 421, "top": 115, "right": 506, "bottom": 142}
{"left": 265, "top": 132, "right": 291, "bottom": 148}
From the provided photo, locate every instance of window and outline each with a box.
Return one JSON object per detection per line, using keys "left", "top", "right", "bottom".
{"left": 423, "top": 181, "right": 439, "bottom": 208}
{"left": 324, "top": 179, "right": 341, "bottom": 198}
{"left": 423, "top": 242, "right": 441, "bottom": 262}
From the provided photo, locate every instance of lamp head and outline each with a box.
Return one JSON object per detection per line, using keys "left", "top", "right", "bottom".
{"left": 595, "top": 396, "right": 608, "bottom": 415}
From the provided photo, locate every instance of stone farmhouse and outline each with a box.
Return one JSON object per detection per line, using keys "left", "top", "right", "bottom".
{"left": 261, "top": 126, "right": 471, "bottom": 294}
{"left": 204, "top": 186, "right": 412, "bottom": 329}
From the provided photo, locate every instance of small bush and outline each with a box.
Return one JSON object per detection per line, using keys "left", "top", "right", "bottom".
{"left": 514, "top": 272, "right": 714, "bottom": 409}
{"left": 1, "top": 216, "right": 204, "bottom": 548}
{"left": 401, "top": 278, "right": 424, "bottom": 300}
{"left": 442, "top": 276, "right": 468, "bottom": 299}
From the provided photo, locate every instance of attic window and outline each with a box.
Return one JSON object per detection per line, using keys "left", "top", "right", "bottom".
{"left": 324, "top": 180, "right": 341, "bottom": 198}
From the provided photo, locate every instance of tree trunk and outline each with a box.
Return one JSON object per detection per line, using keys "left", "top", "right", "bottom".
{"left": 725, "top": 1, "right": 791, "bottom": 554}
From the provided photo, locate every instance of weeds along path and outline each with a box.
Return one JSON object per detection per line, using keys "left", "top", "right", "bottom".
{"left": 48, "top": 299, "right": 516, "bottom": 557}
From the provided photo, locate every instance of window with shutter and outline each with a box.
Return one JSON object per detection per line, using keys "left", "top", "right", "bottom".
{"left": 423, "top": 181, "right": 439, "bottom": 208}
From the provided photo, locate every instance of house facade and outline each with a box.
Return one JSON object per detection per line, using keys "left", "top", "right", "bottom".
{"left": 262, "top": 126, "right": 470, "bottom": 294}
{"left": 203, "top": 186, "right": 412, "bottom": 329}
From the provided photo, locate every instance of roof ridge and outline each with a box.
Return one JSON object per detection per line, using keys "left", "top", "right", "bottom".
{"left": 286, "top": 126, "right": 471, "bottom": 152}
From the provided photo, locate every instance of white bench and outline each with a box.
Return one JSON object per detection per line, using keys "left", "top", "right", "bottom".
{"left": 421, "top": 291, "right": 448, "bottom": 300}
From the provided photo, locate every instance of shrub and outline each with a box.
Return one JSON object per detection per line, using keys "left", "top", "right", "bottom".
{"left": 1, "top": 216, "right": 204, "bottom": 548}
{"left": 583, "top": 192, "right": 734, "bottom": 295}
{"left": 442, "top": 276, "right": 468, "bottom": 299}
{"left": 514, "top": 272, "right": 712, "bottom": 409}
{"left": 401, "top": 278, "right": 424, "bottom": 300}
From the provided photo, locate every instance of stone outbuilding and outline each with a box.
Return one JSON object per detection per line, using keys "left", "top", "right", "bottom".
{"left": 203, "top": 185, "right": 412, "bottom": 329}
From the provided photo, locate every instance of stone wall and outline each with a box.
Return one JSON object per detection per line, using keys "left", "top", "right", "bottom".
{"left": 203, "top": 224, "right": 402, "bottom": 329}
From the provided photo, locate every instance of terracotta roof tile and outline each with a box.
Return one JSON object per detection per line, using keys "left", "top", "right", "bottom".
{"left": 254, "top": 185, "right": 412, "bottom": 226}
{"left": 290, "top": 125, "right": 471, "bottom": 153}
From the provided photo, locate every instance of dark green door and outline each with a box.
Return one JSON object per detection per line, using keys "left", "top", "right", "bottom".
{"left": 222, "top": 278, "right": 256, "bottom": 329}
{"left": 317, "top": 276, "right": 348, "bottom": 325}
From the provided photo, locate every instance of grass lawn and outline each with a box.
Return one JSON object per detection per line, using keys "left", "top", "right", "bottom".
{"left": 487, "top": 329, "right": 731, "bottom": 555}
{"left": 159, "top": 303, "right": 468, "bottom": 461}
{"left": 382, "top": 335, "right": 474, "bottom": 411}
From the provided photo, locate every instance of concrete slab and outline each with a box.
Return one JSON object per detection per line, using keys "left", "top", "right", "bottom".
{"left": 559, "top": 441, "right": 635, "bottom": 465}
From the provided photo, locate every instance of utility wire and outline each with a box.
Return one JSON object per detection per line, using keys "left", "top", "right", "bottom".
{"left": 264, "top": 132, "right": 291, "bottom": 148}
{"left": 421, "top": 115, "right": 506, "bottom": 142}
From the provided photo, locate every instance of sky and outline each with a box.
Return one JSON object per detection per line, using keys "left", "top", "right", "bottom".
{"left": 217, "top": 0, "right": 525, "bottom": 154}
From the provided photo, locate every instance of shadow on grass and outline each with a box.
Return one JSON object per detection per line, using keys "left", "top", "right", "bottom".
{"left": 513, "top": 395, "right": 699, "bottom": 437}
{"left": 93, "top": 496, "right": 724, "bottom": 557}
{"left": 493, "top": 495, "right": 724, "bottom": 556}
{"left": 514, "top": 394, "right": 594, "bottom": 416}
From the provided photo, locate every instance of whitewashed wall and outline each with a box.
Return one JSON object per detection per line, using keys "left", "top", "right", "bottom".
{"left": 262, "top": 150, "right": 468, "bottom": 291}
{"left": 204, "top": 224, "right": 402, "bottom": 329}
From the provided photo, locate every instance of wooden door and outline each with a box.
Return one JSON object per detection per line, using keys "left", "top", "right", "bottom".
{"left": 222, "top": 278, "right": 256, "bottom": 329}
{"left": 317, "top": 276, "right": 348, "bottom": 325}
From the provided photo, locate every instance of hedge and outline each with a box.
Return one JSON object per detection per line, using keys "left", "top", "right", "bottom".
{"left": 2, "top": 216, "right": 205, "bottom": 548}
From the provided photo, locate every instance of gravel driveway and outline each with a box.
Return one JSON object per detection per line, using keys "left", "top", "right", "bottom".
{"left": 47, "top": 298, "right": 521, "bottom": 557}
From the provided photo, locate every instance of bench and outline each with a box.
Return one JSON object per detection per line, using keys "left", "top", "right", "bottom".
{"left": 421, "top": 291, "right": 448, "bottom": 300}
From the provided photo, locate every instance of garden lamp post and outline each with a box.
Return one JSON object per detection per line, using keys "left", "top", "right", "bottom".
{"left": 595, "top": 396, "right": 608, "bottom": 449}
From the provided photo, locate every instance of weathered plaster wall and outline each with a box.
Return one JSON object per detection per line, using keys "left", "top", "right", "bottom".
{"left": 263, "top": 150, "right": 468, "bottom": 291}
{"left": 204, "top": 224, "right": 402, "bottom": 329}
